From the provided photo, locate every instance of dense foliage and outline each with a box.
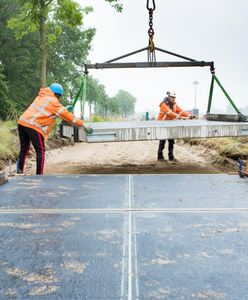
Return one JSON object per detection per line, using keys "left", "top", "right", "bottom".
{"left": 0, "top": 0, "right": 136, "bottom": 121}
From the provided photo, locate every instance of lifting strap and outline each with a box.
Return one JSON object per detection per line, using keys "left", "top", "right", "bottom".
{"left": 68, "top": 73, "right": 87, "bottom": 119}
{"left": 80, "top": 74, "right": 87, "bottom": 119}
{"left": 207, "top": 74, "right": 247, "bottom": 122}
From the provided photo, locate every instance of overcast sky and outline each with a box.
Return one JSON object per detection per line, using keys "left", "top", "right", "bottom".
{"left": 78, "top": 0, "right": 248, "bottom": 116}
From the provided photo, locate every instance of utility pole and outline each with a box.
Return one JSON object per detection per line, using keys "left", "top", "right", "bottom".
{"left": 193, "top": 80, "right": 199, "bottom": 109}
{"left": 193, "top": 80, "right": 199, "bottom": 116}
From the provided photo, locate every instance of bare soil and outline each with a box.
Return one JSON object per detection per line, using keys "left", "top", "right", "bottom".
{"left": 20, "top": 139, "right": 237, "bottom": 175}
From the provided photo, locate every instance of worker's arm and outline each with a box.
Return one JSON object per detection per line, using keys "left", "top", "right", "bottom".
{"left": 48, "top": 98, "right": 83, "bottom": 126}
{"left": 162, "top": 108, "right": 187, "bottom": 120}
{"left": 176, "top": 105, "right": 196, "bottom": 119}
{"left": 48, "top": 98, "right": 94, "bottom": 134}
{"left": 159, "top": 103, "right": 178, "bottom": 120}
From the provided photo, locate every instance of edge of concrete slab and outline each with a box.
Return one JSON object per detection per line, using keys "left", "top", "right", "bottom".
{"left": 0, "top": 171, "right": 8, "bottom": 185}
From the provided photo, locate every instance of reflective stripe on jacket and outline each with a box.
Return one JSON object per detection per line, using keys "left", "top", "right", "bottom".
{"left": 18, "top": 87, "right": 83, "bottom": 139}
{"left": 157, "top": 98, "right": 190, "bottom": 120}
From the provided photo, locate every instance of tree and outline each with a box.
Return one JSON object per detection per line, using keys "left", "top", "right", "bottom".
{"left": 85, "top": 76, "right": 101, "bottom": 117}
{"left": 1, "top": 0, "right": 124, "bottom": 119}
{"left": 96, "top": 84, "right": 109, "bottom": 117}
{"left": 114, "top": 90, "right": 136, "bottom": 118}
{"left": 85, "top": 76, "right": 111, "bottom": 118}
{"left": 0, "top": 0, "right": 40, "bottom": 118}
{"left": 47, "top": 24, "right": 95, "bottom": 99}
{"left": 46, "top": 17, "right": 97, "bottom": 108}
{"left": 105, "top": 0, "right": 123, "bottom": 12}
{"left": 8, "top": 0, "right": 122, "bottom": 87}
{"left": 0, "top": 0, "right": 97, "bottom": 119}
{"left": 108, "top": 96, "right": 121, "bottom": 116}
{"left": 0, "top": 63, "right": 10, "bottom": 120}
{"left": 8, "top": 0, "right": 83, "bottom": 87}
{"left": 84, "top": 78, "right": 137, "bottom": 118}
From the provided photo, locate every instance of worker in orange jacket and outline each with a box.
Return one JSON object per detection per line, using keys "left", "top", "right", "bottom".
{"left": 17, "top": 83, "right": 87, "bottom": 175}
{"left": 157, "top": 90, "right": 194, "bottom": 161}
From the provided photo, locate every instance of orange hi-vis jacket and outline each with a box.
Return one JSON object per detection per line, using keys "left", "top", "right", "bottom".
{"left": 157, "top": 98, "right": 191, "bottom": 121}
{"left": 18, "top": 87, "right": 84, "bottom": 140}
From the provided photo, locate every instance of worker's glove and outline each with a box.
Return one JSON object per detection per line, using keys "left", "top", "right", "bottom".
{"left": 84, "top": 126, "right": 94, "bottom": 135}
{"left": 66, "top": 105, "right": 73, "bottom": 113}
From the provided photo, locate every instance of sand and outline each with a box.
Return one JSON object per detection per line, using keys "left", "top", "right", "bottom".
{"left": 32, "top": 140, "right": 228, "bottom": 175}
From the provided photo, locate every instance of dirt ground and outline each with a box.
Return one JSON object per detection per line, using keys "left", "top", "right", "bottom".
{"left": 16, "top": 140, "right": 237, "bottom": 175}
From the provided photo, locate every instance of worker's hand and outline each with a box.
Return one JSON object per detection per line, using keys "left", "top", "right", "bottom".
{"left": 84, "top": 126, "right": 94, "bottom": 135}
{"left": 66, "top": 105, "right": 73, "bottom": 113}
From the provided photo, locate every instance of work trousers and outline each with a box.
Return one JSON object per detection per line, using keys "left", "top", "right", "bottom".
{"left": 158, "top": 139, "right": 175, "bottom": 157}
{"left": 17, "top": 124, "right": 45, "bottom": 175}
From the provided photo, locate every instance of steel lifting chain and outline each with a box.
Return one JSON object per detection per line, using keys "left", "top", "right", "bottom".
{"left": 146, "top": 0, "right": 156, "bottom": 63}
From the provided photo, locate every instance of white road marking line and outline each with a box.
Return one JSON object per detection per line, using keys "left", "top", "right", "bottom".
{"left": 121, "top": 177, "right": 129, "bottom": 299}
{"left": 133, "top": 215, "right": 140, "bottom": 300}
{"left": 2, "top": 208, "right": 248, "bottom": 214}
{"left": 128, "top": 175, "right": 133, "bottom": 300}
{"left": 121, "top": 214, "right": 128, "bottom": 300}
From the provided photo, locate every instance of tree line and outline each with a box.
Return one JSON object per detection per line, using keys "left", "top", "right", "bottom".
{"left": 0, "top": 0, "right": 136, "bottom": 121}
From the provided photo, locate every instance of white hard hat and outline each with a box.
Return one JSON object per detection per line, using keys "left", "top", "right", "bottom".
{"left": 167, "top": 90, "right": 176, "bottom": 98}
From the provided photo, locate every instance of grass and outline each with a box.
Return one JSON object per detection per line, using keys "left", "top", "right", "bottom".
{"left": 0, "top": 121, "right": 19, "bottom": 169}
{"left": 0, "top": 120, "right": 69, "bottom": 170}
{"left": 88, "top": 115, "right": 124, "bottom": 122}
{"left": 188, "top": 137, "right": 248, "bottom": 160}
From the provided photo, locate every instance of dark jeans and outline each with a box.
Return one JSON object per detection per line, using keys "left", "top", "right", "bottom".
{"left": 17, "top": 124, "right": 45, "bottom": 175}
{"left": 158, "top": 139, "right": 175, "bottom": 158}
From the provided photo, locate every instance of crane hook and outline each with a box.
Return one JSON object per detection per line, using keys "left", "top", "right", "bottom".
{"left": 147, "top": 0, "right": 155, "bottom": 11}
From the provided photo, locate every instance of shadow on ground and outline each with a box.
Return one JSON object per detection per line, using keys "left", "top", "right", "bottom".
{"left": 47, "top": 162, "right": 233, "bottom": 175}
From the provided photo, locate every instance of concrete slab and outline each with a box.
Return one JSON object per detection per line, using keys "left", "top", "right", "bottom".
{"left": 134, "top": 212, "right": 248, "bottom": 299}
{"left": 0, "top": 213, "right": 126, "bottom": 299}
{"left": 1, "top": 174, "right": 248, "bottom": 299}
{"left": 132, "top": 174, "right": 248, "bottom": 209}
{"left": 0, "top": 175, "right": 128, "bottom": 209}
{"left": 61, "top": 120, "right": 248, "bottom": 142}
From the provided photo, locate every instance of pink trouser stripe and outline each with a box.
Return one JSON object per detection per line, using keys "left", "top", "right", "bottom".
{"left": 38, "top": 133, "right": 45, "bottom": 175}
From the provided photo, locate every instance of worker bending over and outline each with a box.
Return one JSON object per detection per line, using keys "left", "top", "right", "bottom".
{"left": 157, "top": 90, "right": 194, "bottom": 161}
{"left": 17, "top": 83, "right": 89, "bottom": 175}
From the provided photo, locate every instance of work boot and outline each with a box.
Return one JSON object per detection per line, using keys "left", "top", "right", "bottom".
{"left": 168, "top": 139, "right": 176, "bottom": 161}
{"left": 157, "top": 153, "right": 166, "bottom": 161}
{"left": 168, "top": 152, "right": 177, "bottom": 162}
{"left": 16, "top": 170, "right": 25, "bottom": 176}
